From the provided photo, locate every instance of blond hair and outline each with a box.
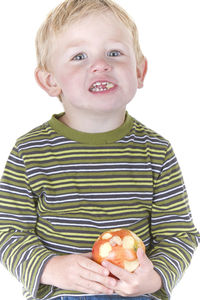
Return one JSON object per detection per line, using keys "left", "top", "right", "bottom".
{"left": 35, "top": 0, "right": 145, "bottom": 71}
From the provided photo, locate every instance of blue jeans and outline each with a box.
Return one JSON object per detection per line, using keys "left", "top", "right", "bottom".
{"left": 54, "top": 296, "right": 151, "bottom": 300}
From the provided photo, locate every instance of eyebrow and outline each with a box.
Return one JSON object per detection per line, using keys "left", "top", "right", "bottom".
{"left": 65, "top": 39, "right": 128, "bottom": 49}
{"left": 65, "top": 40, "right": 88, "bottom": 50}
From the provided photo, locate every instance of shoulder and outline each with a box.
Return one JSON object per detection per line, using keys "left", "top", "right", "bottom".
{"left": 128, "top": 117, "right": 176, "bottom": 174}
{"left": 128, "top": 116, "right": 169, "bottom": 148}
{"left": 16, "top": 122, "right": 51, "bottom": 144}
{"left": 14, "top": 120, "right": 60, "bottom": 153}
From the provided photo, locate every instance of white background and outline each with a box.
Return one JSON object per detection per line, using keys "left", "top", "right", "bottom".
{"left": 0, "top": 0, "right": 199, "bottom": 299}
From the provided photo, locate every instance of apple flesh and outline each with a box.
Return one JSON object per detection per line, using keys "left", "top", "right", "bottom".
{"left": 92, "top": 228, "right": 145, "bottom": 273}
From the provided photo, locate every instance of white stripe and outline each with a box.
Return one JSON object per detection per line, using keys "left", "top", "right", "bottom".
{"left": 165, "top": 237, "right": 194, "bottom": 255}
{"left": 151, "top": 251, "right": 182, "bottom": 277}
{"left": 7, "top": 159, "right": 24, "bottom": 168}
{"left": 119, "top": 133, "right": 168, "bottom": 144}
{"left": 19, "top": 140, "right": 76, "bottom": 151}
{"left": 0, "top": 216, "right": 35, "bottom": 223}
{"left": 152, "top": 213, "right": 192, "bottom": 222}
{"left": 27, "top": 162, "right": 155, "bottom": 171}
{"left": 153, "top": 265, "right": 171, "bottom": 296}
{"left": 154, "top": 184, "right": 186, "bottom": 197}
{"left": 0, "top": 187, "right": 34, "bottom": 199}
{"left": 152, "top": 217, "right": 193, "bottom": 225}
{"left": 154, "top": 190, "right": 186, "bottom": 202}
{"left": 42, "top": 239, "right": 91, "bottom": 252}
{"left": 28, "top": 167, "right": 153, "bottom": 178}
{"left": 44, "top": 195, "right": 152, "bottom": 204}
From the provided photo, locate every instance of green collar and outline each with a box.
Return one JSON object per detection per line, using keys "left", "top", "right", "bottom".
{"left": 49, "top": 112, "right": 134, "bottom": 145}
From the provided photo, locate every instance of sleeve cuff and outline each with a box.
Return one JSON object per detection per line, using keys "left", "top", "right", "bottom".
{"left": 152, "top": 265, "right": 171, "bottom": 299}
{"left": 23, "top": 252, "right": 57, "bottom": 299}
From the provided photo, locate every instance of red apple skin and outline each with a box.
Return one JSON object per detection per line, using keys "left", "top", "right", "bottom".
{"left": 92, "top": 228, "right": 145, "bottom": 273}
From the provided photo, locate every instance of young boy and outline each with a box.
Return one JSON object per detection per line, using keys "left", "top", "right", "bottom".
{"left": 0, "top": 0, "right": 199, "bottom": 299}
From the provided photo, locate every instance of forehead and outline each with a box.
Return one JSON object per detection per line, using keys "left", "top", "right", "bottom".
{"left": 55, "top": 11, "right": 133, "bottom": 47}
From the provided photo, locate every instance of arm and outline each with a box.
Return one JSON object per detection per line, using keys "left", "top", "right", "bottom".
{"left": 102, "top": 248, "right": 162, "bottom": 297}
{"left": 149, "top": 143, "right": 200, "bottom": 299}
{"left": 0, "top": 145, "right": 56, "bottom": 298}
{"left": 41, "top": 252, "right": 116, "bottom": 294}
{"left": 101, "top": 143, "right": 200, "bottom": 299}
{"left": 0, "top": 145, "right": 116, "bottom": 297}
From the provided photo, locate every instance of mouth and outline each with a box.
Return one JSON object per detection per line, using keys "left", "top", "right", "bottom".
{"left": 89, "top": 81, "right": 116, "bottom": 93}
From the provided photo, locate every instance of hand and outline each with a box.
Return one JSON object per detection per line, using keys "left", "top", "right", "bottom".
{"left": 102, "top": 248, "right": 162, "bottom": 297}
{"left": 41, "top": 252, "right": 117, "bottom": 294}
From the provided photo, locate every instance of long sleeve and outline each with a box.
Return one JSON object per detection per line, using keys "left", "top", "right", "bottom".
{"left": 149, "top": 143, "right": 200, "bottom": 299}
{"left": 0, "top": 145, "right": 56, "bottom": 298}
{"left": 1, "top": 115, "right": 200, "bottom": 300}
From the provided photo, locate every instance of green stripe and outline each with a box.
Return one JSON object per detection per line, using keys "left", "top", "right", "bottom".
{"left": 0, "top": 112, "right": 199, "bottom": 300}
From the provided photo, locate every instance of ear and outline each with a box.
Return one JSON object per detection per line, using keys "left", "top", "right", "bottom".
{"left": 137, "top": 57, "right": 148, "bottom": 88}
{"left": 34, "top": 68, "right": 62, "bottom": 97}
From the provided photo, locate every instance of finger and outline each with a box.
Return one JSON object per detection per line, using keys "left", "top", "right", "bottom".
{"left": 77, "top": 277, "right": 114, "bottom": 295}
{"left": 137, "top": 247, "right": 145, "bottom": 261}
{"left": 136, "top": 248, "right": 152, "bottom": 269}
{"left": 81, "top": 252, "right": 93, "bottom": 259}
{"left": 102, "top": 260, "right": 132, "bottom": 282}
{"left": 79, "top": 256, "right": 109, "bottom": 276}
{"left": 80, "top": 267, "right": 117, "bottom": 289}
{"left": 115, "top": 290, "right": 127, "bottom": 297}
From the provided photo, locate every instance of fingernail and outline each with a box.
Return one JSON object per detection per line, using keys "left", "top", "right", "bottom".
{"left": 137, "top": 247, "right": 144, "bottom": 255}
{"left": 103, "top": 269, "right": 109, "bottom": 276}
{"left": 102, "top": 260, "right": 107, "bottom": 267}
{"left": 110, "top": 279, "right": 116, "bottom": 287}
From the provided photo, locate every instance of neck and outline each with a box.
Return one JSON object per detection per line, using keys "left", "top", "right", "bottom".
{"left": 59, "top": 109, "right": 127, "bottom": 133}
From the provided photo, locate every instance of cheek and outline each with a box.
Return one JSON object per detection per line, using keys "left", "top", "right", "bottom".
{"left": 127, "top": 67, "right": 138, "bottom": 94}
{"left": 119, "top": 62, "right": 138, "bottom": 86}
{"left": 121, "top": 71, "right": 138, "bottom": 99}
{"left": 57, "top": 68, "right": 82, "bottom": 92}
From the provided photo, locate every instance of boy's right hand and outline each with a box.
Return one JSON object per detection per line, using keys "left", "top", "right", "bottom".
{"left": 40, "top": 252, "right": 117, "bottom": 294}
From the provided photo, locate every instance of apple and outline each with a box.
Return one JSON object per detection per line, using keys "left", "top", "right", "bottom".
{"left": 92, "top": 228, "right": 145, "bottom": 273}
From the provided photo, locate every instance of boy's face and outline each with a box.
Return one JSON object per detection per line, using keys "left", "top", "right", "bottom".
{"left": 47, "top": 12, "right": 143, "bottom": 116}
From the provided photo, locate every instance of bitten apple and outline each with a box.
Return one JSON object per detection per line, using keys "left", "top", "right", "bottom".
{"left": 92, "top": 228, "right": 145, "bottom": 272}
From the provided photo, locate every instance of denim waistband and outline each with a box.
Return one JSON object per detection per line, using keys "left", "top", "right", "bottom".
{"left": 54, "top": 296, "right": 152, "bottom": 300}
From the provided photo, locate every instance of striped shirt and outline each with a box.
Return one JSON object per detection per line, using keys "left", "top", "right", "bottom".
{"left": 0, "top": 112, "right": 199, "bottom": 300}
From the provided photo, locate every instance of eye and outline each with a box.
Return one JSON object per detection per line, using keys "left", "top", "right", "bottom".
{"left": 107, "top": 50, "right": 122, "bottom": 57}
{"left": 72, "top": 52, "right": 87, "bottom": 61}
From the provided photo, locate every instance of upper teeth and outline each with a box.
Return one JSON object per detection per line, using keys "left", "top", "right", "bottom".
{"left": 90, "top": 81, "right": 114, "bottom": 92}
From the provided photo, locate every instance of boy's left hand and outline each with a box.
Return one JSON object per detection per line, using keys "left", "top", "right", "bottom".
{"left": 102, "top": 248, "right": 162, "bottom": 297}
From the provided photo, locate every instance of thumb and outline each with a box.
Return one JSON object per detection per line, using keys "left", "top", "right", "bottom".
{"left": 82, "top": 252, "right": 93, "bottom": 259}
{"left": 137, "top": 248, "right": 149, "bottom": 268}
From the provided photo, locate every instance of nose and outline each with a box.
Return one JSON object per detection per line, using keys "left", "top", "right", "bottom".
{"left": 90, "top": 59, "right": 112, "bottom": 73}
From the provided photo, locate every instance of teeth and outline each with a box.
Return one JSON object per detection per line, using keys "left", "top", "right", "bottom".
{"left": 90, "top": 81, "right": 114, "bottom": 92}
{"left": 106, "top": 83, "right": 114, "bottom": 89}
